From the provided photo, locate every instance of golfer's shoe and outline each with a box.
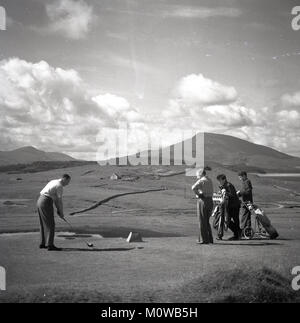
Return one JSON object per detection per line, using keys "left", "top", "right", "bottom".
{"left": 216, "top": 236, "right": 222, "bottom": 240}
{"left": 47, "top": 245, "right": 62, "bottom": 251}
{"left": 238, "top": 229, "right": 243, "bottom": 239}
{"left": 228, "top": 236, "right": 239, "bottom": 241}
{"left": 39, "top": 244, "right": 47, "bottom": 249}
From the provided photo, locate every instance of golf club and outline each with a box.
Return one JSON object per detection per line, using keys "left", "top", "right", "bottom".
{"left": 62, "top": 218, "right": 94, "bottom": 248}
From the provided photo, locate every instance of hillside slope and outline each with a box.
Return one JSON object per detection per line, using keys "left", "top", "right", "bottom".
{"left": 0, "top": 146, "right": 76, "bottom": 166}
{"left": 114, "top": 132, "right": 300, "bottom": 172}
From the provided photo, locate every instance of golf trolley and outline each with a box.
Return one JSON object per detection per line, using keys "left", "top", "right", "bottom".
{"left": 241, "top": 202, "right": 279, "bottom": 240}
{"left": 242, "top": 211, "right": 268, "bottom": 240}
{"left": 212, "top": 195, "right": 279, "bottom": 240}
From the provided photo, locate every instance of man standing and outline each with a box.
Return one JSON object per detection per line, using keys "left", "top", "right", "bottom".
{"left": 216, "top": 174, "right": 241, "bottom": 240}
{"left": 37, "top": 174, "right": 71, "bottom": 251}
{"left": 192, "top": 168, "right": 214, "bottom": 244}
{"left": 237, "top": 171, "right": 253, "bottom": 231}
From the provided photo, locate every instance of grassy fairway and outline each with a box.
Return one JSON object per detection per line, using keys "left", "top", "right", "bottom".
{"left": 0, "top": 163, "right": 300, "bottom": 302}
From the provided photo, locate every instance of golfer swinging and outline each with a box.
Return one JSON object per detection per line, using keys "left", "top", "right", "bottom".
{"left": 192, "top": 168, "right": 214, "bottom": 244}
{"left": 37, "top": 174, "right": 71, "bottom": 251}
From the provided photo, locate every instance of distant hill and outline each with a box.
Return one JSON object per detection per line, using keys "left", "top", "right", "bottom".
{"left": 203, "top": 133, "right": 300, "bottom": 171}
{"left": 113, "top": 132, "right": 300, "bottom": 172}
{"left": 0, "top": 146, "right": 76, "bottom": 166}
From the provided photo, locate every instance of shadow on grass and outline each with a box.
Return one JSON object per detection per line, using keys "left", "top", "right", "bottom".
{"left": 60, "top": 226, "right": 182, "bottom": 238}
{"left": 61, "top": 247, "right": 136, "bottom": 252}
{"left": 57, "top": 234, "right": 94, "bottom": 238}
{"left": 215, "top": 242, "right": 282, "bottom": 246}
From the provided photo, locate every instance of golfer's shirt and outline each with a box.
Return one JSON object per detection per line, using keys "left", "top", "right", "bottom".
{"left": 240, "top": 179, "right": 253, "bottom": 202}
{"left": 192, "top": 176, "right": 214, "bottom": 198}
{"left": 40, "top": 179, "right": 63, "bottom": 201}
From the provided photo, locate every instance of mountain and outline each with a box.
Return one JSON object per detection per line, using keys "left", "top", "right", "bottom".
{"left": 203, "top": 133, "right": 300, "bottom": 171}
{"left": 0, "top": 146, "right": 76, "bottom": 166}
{"left": 115, "top": 132, "right": 300, "bottom": 172}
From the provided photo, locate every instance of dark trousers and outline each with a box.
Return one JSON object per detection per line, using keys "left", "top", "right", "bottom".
{"left": 228, "top": 206, "right": 241, "bottom": 237}
{"left": 37, "top": 195, "right": 55, "bottom": 247}
{"left": 197, "top": 197, "right": 214, "bottom": 243}
{"left": 216, "top": 203, "right": 227, "bottom": 239}
{"left": 240, "top": 204, "right": 251, "bottom": 229}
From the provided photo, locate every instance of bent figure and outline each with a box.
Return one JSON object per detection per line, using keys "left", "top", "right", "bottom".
{"left": 192, "top": 168, "right": 214, "bottom": 244}
{"left": 217, "top": 174, "right": 241, "bottom": 240}
{"left": 37, "top": 174, "right": 71, "bottom": 251}
{"left": 237, "top": 171, "right": 253, "bottom": 230}
{"left": 213, "top": 200, "right": 229, "bottom": 240}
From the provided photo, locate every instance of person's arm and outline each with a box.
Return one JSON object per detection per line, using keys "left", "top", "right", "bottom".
{"left": 54, "top": 186, "right": 64, "bottom": 218}
{"left": 54, "top": 197, "right": 64, "bottom": 218}
{"left": 192, "top": 179, "right": 203, "bottom": 198}
{"left": 220, "top": 188, "right": 227, "bottom": 203}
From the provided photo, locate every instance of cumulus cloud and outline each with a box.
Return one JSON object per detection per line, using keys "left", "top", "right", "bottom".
{"left": 202, "top": 104, "right": 255, "bottom": 127}
{"left": 222, "top": 106, "right": 300, "bottom": 156}
{"left": 0, "top": 58, "right": 142, "bottom": 158}
{"left": 276, "top": 109, "right": 300, "bottom": 129}
{"left": 45, "top": 0, "right": 95, "bottom": 39}
{"left": 92, "top": 94, "right": 142, "bottom": 122}
{"left": 281, "top": 91, "right": 300, "bottom": 108}
{"left": 1, "top": 61, "right": 300, "bottom": 159}
{"left": 163, "top": 73, "right": 253, "bottom": 131}
{"left": 176, "top": 74, "right": 238, "bottom": 106}
{"left": 160, "top": 73, "right": 300, "bottom": 157}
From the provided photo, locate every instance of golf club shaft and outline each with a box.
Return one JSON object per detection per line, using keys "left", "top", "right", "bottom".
{"left": 61, "top": 218, "right": 92, "bottom": 247}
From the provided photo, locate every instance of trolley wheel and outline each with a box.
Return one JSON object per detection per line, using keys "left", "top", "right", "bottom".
{"left": 242, "top": 227, "right": 255, "bottom": 240}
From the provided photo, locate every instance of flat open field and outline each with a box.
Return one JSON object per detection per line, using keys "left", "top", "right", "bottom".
{"left": 0, "top": 164, "right": 300, "bottom": 302}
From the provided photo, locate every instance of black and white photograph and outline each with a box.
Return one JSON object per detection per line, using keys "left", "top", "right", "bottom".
{"left": 0, "top": 0, "right": 300, "bottom": 308}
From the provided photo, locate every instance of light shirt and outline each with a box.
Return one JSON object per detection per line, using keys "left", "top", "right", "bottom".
{"left": 192, "top": 175, "right": 214, "bottom": 198}
{"left": 40, "top": 179, "right": 63, "bottom": 200}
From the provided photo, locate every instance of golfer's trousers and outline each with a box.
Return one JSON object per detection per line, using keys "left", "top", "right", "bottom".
{"left": 197, "top": 197, "right": 213, "bottom": 243}
{"left": 228, "top": 206, "right": 240, "bottom": 237}
{"left": 37, "top": 195, "right": 55, "bottom": 247}
{"left": 216, "top": 203, "right": 228, "bottom": 239}
{"left": 240, "top": 204, "right": 251, "bottom": 229}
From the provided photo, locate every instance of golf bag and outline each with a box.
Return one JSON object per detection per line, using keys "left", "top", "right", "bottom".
{"left": 245, "top": 203, "right": 279, "bottom": 239}
{"left": 212, "top": 205, "right": 221, "bottom": 230}
{"left": 255, "top": 208, "right": 278, "bottom": 239}
{"left": 212, "top": 193, "right": 229, "bottom": 238}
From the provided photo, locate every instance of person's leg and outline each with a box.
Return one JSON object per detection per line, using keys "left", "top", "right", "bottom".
{"left": 232, "top": 206, "right": 241, "bottom": 237}
{"left": 240, "top": 205, "right": 251, "bottom": 229}
{"left": 38, "top": 213, "right": 46, "bottom": 246}
{"left": 197, "top": 200, "right": 201, "bottom": 242}
{"left": 217, "top": 204, "right": 225, "bottom": 239}
{"left": 224, "top": 202, "right": 230, "bottom": 230}
{"left": 227, "top": 207, "right": 240, "bottom": 238}
{"left": 46, "top": 203, "right": 55, "bottom": 247}
{"left": 227, "top": 214, "right": 236, "bottom": 235}
{"left": 37, "top": 196, "right": 46, "bottom": 247}
{"left": 198, "top": 200, "right": 209, "bottom": 243}
{"left": 226, "top": 203, "right": 237, "bottom": 236}
{"left": 206, "top": 198, "right": 214, "bottom": 243}
{"left": 246, "top": 209, "right": 251, "bottom": 227}
{"left": 38, "top": 196, "right": 55, "bottom": 247}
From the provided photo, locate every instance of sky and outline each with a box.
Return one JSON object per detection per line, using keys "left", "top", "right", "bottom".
{"left": 0, "top": 0, "right": 300, "bottom": 159}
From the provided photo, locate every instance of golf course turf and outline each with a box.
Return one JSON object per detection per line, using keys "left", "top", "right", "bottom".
{"left": 0, "top": 163, "right": 300, "bottom": 302}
